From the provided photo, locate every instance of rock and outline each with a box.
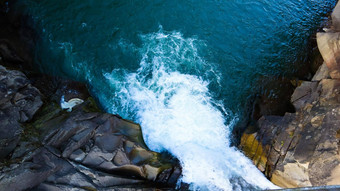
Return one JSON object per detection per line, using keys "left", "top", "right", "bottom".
{"left": 0, "top": 40, "right": 24, "bottom": 65}
{"left": 316, "top": 2, "right": 340, "bottom": 79}
{"left": 332, "top": 2, "right": 340, "bottom": 31}
{"left": 25, "top": 98, "right": 181, "bottom": 188}
{"left": 54, "top": 80, "right": 90, "bottom": 103}
{"left": 0, "top": 65, "right": 42, "bottom": 159}
{"left": 312, "top": 62, "right": 331, "bottom": 81}
{"left": 0, "top": 149, "right": 60, "bottom": 191}
{"left": 317, "top": 32, "right": 340, "bottom": 79}
{"left": 240, "top": 77, "right": 340, "bottom": 188}
{"left": 290, "top": 81, "right": 318, "bottom": 110}
{"left": 0, "top": 65, "right": 42, "bottom": 123}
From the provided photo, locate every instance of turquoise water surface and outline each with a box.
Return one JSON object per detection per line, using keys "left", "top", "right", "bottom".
{"left": 13, "top": 0, "right": 336, "bottom": 190}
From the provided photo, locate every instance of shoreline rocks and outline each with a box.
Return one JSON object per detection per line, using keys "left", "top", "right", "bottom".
{"left": 0, "top": 64, "right": 181, "bottom": 190}
{"left": 240, "top": 2, "right": 340, "bottom": 188}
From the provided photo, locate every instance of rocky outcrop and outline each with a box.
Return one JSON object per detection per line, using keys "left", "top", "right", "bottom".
{"left": 240, "top": 2, "right": 340, "bottom": 188}
{"left": 317, "top": 2, "right": 340, "bottom": 79}
{"left": 0, "top": 64, "right": 181, "bottom": 190}
{"left": 0, "top": 65, "right": 42, "bottom": 159}
{"left": 241, "top": 73, "right": 340, "bottom": 187}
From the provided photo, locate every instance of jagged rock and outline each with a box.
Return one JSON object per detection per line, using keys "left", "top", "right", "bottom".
{"left": 240, "top": 74, "right": 340, "bottom": 188}
{"left": 38, "top": 104, "right": 180, "bottom": 185}
{"left": 241, "top": 14, "right": 340, "bottom": 186}
{"left": 32, "top": 183, "right": 89, "bottom": 191}
{"left": 317, "top": 32, "right": 340, "bottom": 79}
{"left": 312, "top": 62, "right": 331, "bottom": 81}
{"left": 0, "top": 65, "right": 42, "bottom": 159}
{"left": 0, "top": 149, "right": 61, "bottom": 191}
{"left": 290, "top": 81, "right": 318, "bottom": 110}
{"left": 0, "top": 64, "right": 180, "bottom": 189}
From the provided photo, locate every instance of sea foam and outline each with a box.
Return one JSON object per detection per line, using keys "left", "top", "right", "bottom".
{"left": 103, "top": 29, "right": 279, "bottom": 190}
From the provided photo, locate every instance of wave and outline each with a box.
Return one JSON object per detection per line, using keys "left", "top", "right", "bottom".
{"left": 102, "top": 29, "right": 278, "bottom": 190}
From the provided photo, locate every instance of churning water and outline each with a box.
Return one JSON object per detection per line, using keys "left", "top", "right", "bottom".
{"left": 13, "top": 0, "right": 337, "bottom": 190}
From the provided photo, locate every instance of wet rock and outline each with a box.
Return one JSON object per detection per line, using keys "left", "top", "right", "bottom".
{"left": 0, "top": 65, "right": 42, "bottom": 159}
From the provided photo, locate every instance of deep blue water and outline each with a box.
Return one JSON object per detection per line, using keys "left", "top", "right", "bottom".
{"left": 13, "top": 0, "right": 337, "bottom": 190}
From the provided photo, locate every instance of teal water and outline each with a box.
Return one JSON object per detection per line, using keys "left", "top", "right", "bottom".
{"left": 13, "top": 0, "right": 336, "bottom": 190}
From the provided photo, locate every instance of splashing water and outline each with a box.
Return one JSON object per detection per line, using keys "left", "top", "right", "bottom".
{"left": 13, "top": 0, "right": 337, "bottom": 189}
{"left": 103, "top": 29, "right": 279, "bottom": 190}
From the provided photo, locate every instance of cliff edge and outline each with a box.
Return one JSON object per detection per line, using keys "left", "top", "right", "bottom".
{"left": 240, "top": 1, "right": 340, "bottom": 188}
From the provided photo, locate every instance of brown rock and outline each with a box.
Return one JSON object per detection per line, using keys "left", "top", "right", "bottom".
{"left": 312, "top": 62, "right": 331, "bottom": 81}
{"left": 317, "top": 32, "right": 340, "bottom": 79}
{"left": 240, "top": 76, "right": 340, "bottom": 188}
{"left": 332, "top": 2, "right": 340, "bottom": 31}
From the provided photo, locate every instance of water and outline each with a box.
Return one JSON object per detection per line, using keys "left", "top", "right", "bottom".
{"left": 12, "top": 0, "right": 336, "bottom": 190}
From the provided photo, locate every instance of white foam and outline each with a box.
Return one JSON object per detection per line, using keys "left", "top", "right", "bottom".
{"left": 103, "top": 30, "right": 279, "bottom": 190}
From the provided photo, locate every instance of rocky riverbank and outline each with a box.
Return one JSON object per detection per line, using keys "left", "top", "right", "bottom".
{"left": 240, "top": 1, "right": 340, "bottom": 188}
{"left": 0, "top": 2, "right": 181, "bottom": 190}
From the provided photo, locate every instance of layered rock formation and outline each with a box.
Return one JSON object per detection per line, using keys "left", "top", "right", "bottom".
{"left": 240, "top": 2, "right": 340, "bottom": 188}
{"left": 0, "top": 65, "right": 181, "bottom": 191}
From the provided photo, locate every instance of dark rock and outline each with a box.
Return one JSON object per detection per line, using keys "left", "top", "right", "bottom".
{"left": 0, "top": 1, "right": 36, "bottom": 71}
{"left": 0, "top": 65, "right": 42, "bottom": 159}
{"left": 32, "top": 183, "right": 88, "bottom": 191}
{"left": 0, "top": 149, "right": 60, "bottom": 191}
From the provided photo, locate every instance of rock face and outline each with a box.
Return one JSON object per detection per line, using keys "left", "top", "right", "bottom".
{"left": 0, "top": 64, "right": 181, "bottom": 190}
{"left": 240, "top": 2, "right": 340, "bottom": 188}
{"left": 317, "top": 33, "right": 340, "bottom": 79}
{"left": 0, "top": 65, "right": 42, "bottom": 159}
{"left": 241, "top": 65, "right": 340, "bottom": 188}
{"left": 317, "top": 2, "right": 340, "bottom": 79}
